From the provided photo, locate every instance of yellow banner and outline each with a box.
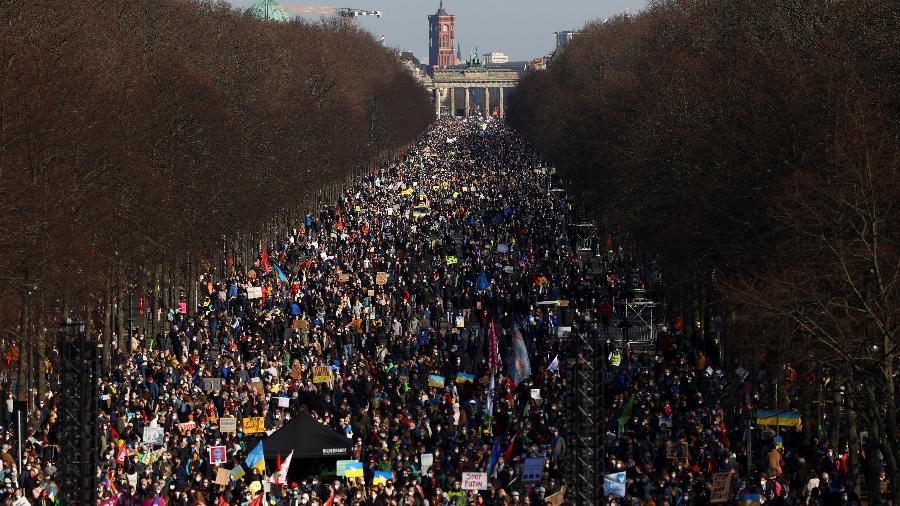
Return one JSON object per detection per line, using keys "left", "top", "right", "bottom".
{"left": 242, "top": 417, "right": 265, "bottom": 434}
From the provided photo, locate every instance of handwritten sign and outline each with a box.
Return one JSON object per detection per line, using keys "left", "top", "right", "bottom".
{"left": 710, "top": 472, "right": 732, "bottom": 503}
{"left": 313, "top": 366, "right": 333, "bottom": 384}
{"left": 277, "top": 397, "right": 290, "bottom": 408}
{"left": 246, "top": 286, "right": 263, "bottom": 299}
{"left": 242, "top": 417, "right": 265, "bottom": 434}
{"left": 461, "top": 472, "right": 488, "bottom": 490}
{"left": 375, "top": 272, "right": 387, "bottom": 286}
{"left": 202, "top": 377, "right": 223, "bottom": 393}
{"left": 178, "top": 421, "right": 196, "bottom": 433}
{"left": 219, "top": 417, "right": 237, "bottom": 433}
{"left": 214, "top": 467, "right": 229, "bottom": 485}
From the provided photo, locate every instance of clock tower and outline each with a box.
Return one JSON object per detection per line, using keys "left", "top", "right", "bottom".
{"left": 428, "top": 1, "right": 455, "bottom": 72}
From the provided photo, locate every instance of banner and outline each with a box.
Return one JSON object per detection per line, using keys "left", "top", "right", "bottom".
{"left": 115, "top": 494, "right": 167, "bottom": 506}
{"left": 755, "top": 409, "right": 801, "bottom": 427}
{"left": 461, "top": 472, "right": 488, "bottom": 490}
{"left": 208, "top": 445, "right": 227, "bottom": 465}
{"left": 219, "top": 417, "right": 237, "bottom": 433}
{"left": 243, "top": 417, "right": 265, "bottom": 434}
{"left": 142, "top": 427, "right": 164, "bottom": 446}
{"left": 603, "top": 471, "right": 626, "bottom": 498}
{"left": 522, "top": 457, "right": 545, "bottom": 484}
{"left": 427, "top": 375, "right": 445, "bottom": 388}
{"left": 313, "top": 366, "right": 333, "bottom": 384}
{"left": 709, "top": 472, "right": 732, "bottom": 503}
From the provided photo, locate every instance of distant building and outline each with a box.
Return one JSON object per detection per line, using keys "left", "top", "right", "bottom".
{"left": 246, "top": 0, "right": 292, "bottom": 22}
{"left": 482, "top": 52, "right": 509, "bottom": 64}
{"left": 528, "top": 57, "right": 548, "bottom": 71}
{"left": 553, "top": 30, "right": 579, "bottom": 50}
{"left": 428, "top": 1, "right": 455, "bottom": 72}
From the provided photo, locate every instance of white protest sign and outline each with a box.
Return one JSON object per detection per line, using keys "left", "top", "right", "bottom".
{"left": 461, "top": 472, "right": 488, "bottom": 490}
{"left": 246, "top": 286, "right": 263, "bottom": 299}
{"left": 277, "top": 397, "right": 290, "bottom": 408}
{"left": 142, "top": 426, "right": 165, "bottom": 446}
{"left": 530, "top": 389, "right": 541, "bottom": 400}
{"left": 604, "top": 472, "right": 626, "bottom": 498}
{"left": 420, "top": 453, "right": 434, "bottom": 473}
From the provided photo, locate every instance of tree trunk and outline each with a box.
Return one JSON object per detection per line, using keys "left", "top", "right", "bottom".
{"left": 847, "top": 392, "right": 861, "bottom": 497}
{"left": 116, "top": 289, "right": 126, "bottom": 353}
{"left": 830, "top": 381, "right": 841, "bottom": 450}
{"left": 881, "top": 360, "right": 900, "bottom": 502}
{"left": 103, "top": 285, "right": 112, "bottom": 372}
{"left": 17, "top": 295, "right": 29, "bottom": 402}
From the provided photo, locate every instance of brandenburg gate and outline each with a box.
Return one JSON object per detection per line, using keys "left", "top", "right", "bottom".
{"left": 430, "top": 66, "right": 520, "bottom": 119}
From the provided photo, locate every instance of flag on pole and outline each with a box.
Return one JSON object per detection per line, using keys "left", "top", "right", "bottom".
{"left": 115, "top": 442, "right": 127, "bottom": 465}
{"left": 476, "top": 272, "right": 490, "bottom": 291}
{"left": 272, "top": 450, "right": 293, "bottom": 484}
{"left": 246, "top": 441, "right": 266, "bottom": 474}
{"left": 618, "top": 395, "right": 635, "bottom": 433}
{"left": 508, "top": 325, "right": 532, "bottom": 386}
{"left": 503, "top": 429, "right": 521, "bottom": 462}
{"left": 547, "top": 355, "right": 559, "bottom": 373}
{"left": 261, "top": 249, "right": 269, "bottom": 273}
{"left": 488, "top": 320, "right": 500, "bottom": 372}
{"left": 323, "top": 490, "right": 335, "bottom": 506}
{"left": 247, "top": 494, "right": 263, "bottom": 506}
{"left": 487, "top": 435, "right": 503, "bottom": 475}
{"left": 273, "top": 264, "right": 287, "bottom": 283}
{"left": 378, "top": 33, "right": 385, "bottom": 45}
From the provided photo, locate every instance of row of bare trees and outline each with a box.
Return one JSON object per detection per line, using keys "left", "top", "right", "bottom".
{"left": 508, "top": 0, "right": 897, "bottom": 500}
{"left": 0, "top": 1, "right": 432, "bottom": 402}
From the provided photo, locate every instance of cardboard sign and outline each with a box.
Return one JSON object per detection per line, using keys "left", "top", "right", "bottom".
{"left": 208, "top": 445, "right": 227, "bottom": 465}
{"left": 420, "top": 453, "right": 434, "bottom": 473}
{"left": 710, "top": 472, "right": 732, "bottom": 503}
{"left": 313, "top": 365, "right": 333, "bottom": 384}
{"left": 214, "top": 467, "right": 229, "bottom": 485}
{"left": 337, "top": 273, "right": 350, "bottom": 283}
{"left": 277, "top": 397, "right": 290, "bottom": 408}
{"left": 461, "top": 472, "right": 488, "bottom": 490}
{"left": 219, "top": 417, "right": 237, "bottom": 433}
{"left": 427, "top": 375, "right": 445, "bottom": 388}
{"left": 202, "top": 377, "right": 223, "bottom": 393}
{"left": 242, "top": 417, "right": 265, "bottom": 434}
{"left": 367, "top": 289, "right": 375, "bottom": 297}
{"left": 246, "top": 286, "right": 263, "bottom": 299}
{"left": 522, "top": 457, "right": 545, "bottom": 484}
{"left": 142, "top": 426, "right": 164, "bottom": 446}
{"left": 375, "top": 272, "right": 387, "bottom": 286}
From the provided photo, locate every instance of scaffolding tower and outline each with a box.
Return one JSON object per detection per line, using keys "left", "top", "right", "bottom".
{"left": 567, "top": 319, "right": 605, "bottom": 504}
{"left": 57, "top": 317, "right": 99, "bottom": 505}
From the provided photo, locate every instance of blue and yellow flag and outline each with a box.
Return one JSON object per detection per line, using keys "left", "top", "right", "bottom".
{"left": 245, "top": 442, "right": 266, "bottom": 474}
{"left": 372, "top": 471, "right": 393, "bottom": 485}
{"left": 756, "top": 409, "right": 801, "bottom": 427}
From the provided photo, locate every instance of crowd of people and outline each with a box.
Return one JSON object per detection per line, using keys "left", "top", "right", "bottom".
{"left": 0, "top": 118, "right": 885, "bottom": 506}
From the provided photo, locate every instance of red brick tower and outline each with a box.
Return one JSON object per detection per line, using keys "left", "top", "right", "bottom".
{"left": 428, "top": 1, "right": 455, "bottom": 72}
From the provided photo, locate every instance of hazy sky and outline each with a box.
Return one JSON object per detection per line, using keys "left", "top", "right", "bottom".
{"left": 227, "top": 0, "right": 648, "bottom": 62}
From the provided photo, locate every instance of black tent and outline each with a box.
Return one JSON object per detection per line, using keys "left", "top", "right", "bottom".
{"left": 262, "top": 412, "right": 351, "bottom": 460}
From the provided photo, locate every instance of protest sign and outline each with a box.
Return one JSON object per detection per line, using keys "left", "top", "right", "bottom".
{"left": 336, "top": 460, "right": 359, "bottom": 477}
{"left": 313, "top": 365, "right": 332, "bottom": 383}
{"left": 243, "top": 417, "right": 265, "bottom": 434}
{"left": 455, "top": 373, "right": 474, "bottom": 384}
{"left": 230, "top": 465, "right": 245, "bottom": 481}
{"left": 277, "top": 396, "right": 290, "bottom": 408}
{"left": 544, "top": 485, "right": 567, "bottom": 506}
{"left": 214, "top": 467, "right": 229, "bottom": 485}
{"left": 208, "top": 445, "right": 227, "bottom": 465}
{"left": 246, "top": 286, "right": 263, "bottom": 299}
{"left": 461, "top": 472, "right": 488, "bottom": 490}
{"left": 372, "top": 471, "right": 393, "bottom": 485}
{"left": 344, "top": 461, "right": 364, "bottom": 478}
{"left": 604, "top": 471, "right": 626, "bottom": 498}
{"left": 427, "top": 374, "right": 445, "bottom": 388}
{"left": 142, "top": 426, "right": 164, "bottom": 446}
{"left": 710, "top": 472, "right": 732, "bottom": 503}
{"left": 178, "top": 421, "right": 196, "bottom": 433}
{"left": 219, "top": 417, "right": 237, "bottom": 433}
{"left": 454, "top": 315, "right": 465, "bottom": 328}
{"left": 420, "top": 453, "right": 434, "bottom": 473}
{"left": 375, "top": 272, "right": 387, "bottom": 286}
{"left": 530, "top": 389, "right": 541, "bottom": 400}
{"left": 522, "top": 457, "right": 545, "bottom": 484}
{"left": 337, "top": 273, "right": 350, "bottom": 283}
{"left": 202, "top": 377, "right": 223, "bottom": 393}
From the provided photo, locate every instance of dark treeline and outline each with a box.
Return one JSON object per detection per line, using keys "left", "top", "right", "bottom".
{"left": 508, "top": 0, "right": 898, "bottom": 500}
{"left": 0, "top": 1, "right": 431, "bottom": 396}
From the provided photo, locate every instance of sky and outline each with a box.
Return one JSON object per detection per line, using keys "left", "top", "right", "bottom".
{"left": 227, "top": 0, "right": 649, "bottom": 62}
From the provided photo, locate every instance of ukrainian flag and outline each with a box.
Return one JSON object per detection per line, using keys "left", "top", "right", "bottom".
{"left": 345, "top": 461, "right": 364, "bottom": 478}
{"left": 755, "top": 409, "right": 801, "bottom": 427}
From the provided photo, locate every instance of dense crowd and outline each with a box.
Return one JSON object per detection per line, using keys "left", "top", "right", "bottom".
{"left": 0, "top": 119, "right": 887, "bottom": 506}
